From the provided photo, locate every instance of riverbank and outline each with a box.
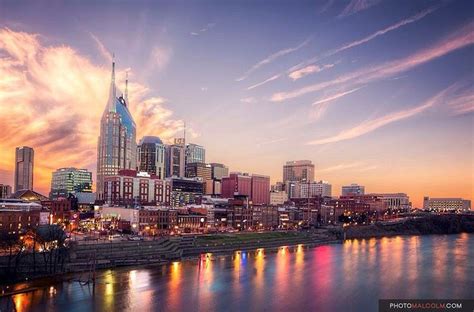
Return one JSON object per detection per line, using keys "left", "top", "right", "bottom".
{"left": 345, "top": 213, "right": 474, "bottom": 239}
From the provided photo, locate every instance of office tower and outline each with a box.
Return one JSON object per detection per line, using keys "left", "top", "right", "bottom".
{"left": 341, "top": 183, "right": 365, "bottom": 196}
{"left": 210, "top": 163, "right": 229, "bottom": 180}
{"left": 165, "top": 140, "right": 186, "bottom": 178}
{"left": 137, "top": 136, "right": 166, "bottom": 179}
{"left": 14, "top": 146, "right": 34, "bottom": 192}
{"left": 185, "top": 162, "right": 212, "bottom": 181}
{"left": 186, "top": 143, "right": 205, "bottom": 164}
{"left": 251, "top": 174, "right": 270, "bottom": 205}
{"left": 96, "top": 60, "right": 137, "bottom": 199}
{"left": 283, "top": 160, "right": 314, "bottom": 183}
{"left": 50, "top": 168, "right": 93, "bottom": 199}
{"left": 221, "top": 172, "right": 252, "bottom": 199}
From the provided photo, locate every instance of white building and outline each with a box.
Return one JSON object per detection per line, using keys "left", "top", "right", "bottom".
{"left": 368, "top": 193, "right": 411, "bottom": 211}
{"left": 341, "top": 183, "right": 365, "bottom": 196}
{"left": 290, "top": 180, "right": 332, "bottom": 199}
{"left": 270, "top": 191, "right": 288, "bottom": 205}
{"left": 423, "top": 197, "right": 471, "bottom": 212}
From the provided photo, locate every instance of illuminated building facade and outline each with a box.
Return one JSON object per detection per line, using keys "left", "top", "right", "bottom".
{"left": 97, "top": 60, "right": 137, "bottom": 199}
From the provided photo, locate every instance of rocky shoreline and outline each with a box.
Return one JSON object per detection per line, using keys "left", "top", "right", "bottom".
{"left": 345, "top": 214, "right": 474, "bottom": 239}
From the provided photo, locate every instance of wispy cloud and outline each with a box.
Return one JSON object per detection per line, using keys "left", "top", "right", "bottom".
{"left": 89, "top": 32, "right": 112, "bottom": 63}
{"left": 247, "top": 74, "right": 282, "bottom": 90}
{"left": 310, "top": 87, "right": 362, "bottom": 120}
{"left": 446, "top": 86, "right": 474, "bottom": 115}
{"left": 271, "top": 21, "right": 474, "bottom": 102}
{"left": 289, "top": 63, "right": 335, "bottom": 81}
{"left": 240, "top": 97, "right": 257, "bottom": 104}
{"left": 190, "top": 23, "right": 216, "bottom": 36}
{"left": 0, "top": 27, "right": 187, "bottom": 193}
{"left": 256, "top": 137, "right": 288, "bottom": 147}
{"left": 236, "top": 38, "right": 311, "bottom": 82}
{"left": 252, "top": 6, "right": 440, "bottom": 89}
{"left": 318, "top": 162, "right": 363, "bottom": 172}
{"left": 338, "top": 0, "right": 382, "bottom": 18}
{"left": 306, "top": 83, "right": 459, "bottom": 145}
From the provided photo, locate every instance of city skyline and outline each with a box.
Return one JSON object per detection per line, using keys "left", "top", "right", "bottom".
{"left": 0, "top": 0, "right": 473, "bottom": 207}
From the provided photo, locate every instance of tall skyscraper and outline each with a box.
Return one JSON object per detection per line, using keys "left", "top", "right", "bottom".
{"left": 50, "top": 168, "right": 93, "bottom": 199}
{"left": 186, "top": 143, "right": 205, "bottom": 164}
{"left": 137, "top": 136, "right": 166, "bottom": 179}
{"left": 14, "top": 146, "right": 34, "bottom": 192}
{"left": 96, "top": 60, "right": 137, "bottom": 199}
{"left": 283, "top": 160, "right": 315, "bottom": 183}
{"left": 341, "top": 183, "right": 365, "bottom": 196}
{"left": 165, "top": 139, "right": 186, "bottom": 178}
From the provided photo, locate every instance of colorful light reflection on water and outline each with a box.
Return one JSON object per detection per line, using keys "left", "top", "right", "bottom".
{"left": 1, "top": 234, "right": 473, "bottom": 312}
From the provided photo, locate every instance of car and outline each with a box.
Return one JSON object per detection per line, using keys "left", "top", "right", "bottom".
{"left": 108, "top": 234, "right": 122, "bottom": 241}
{"left": 128, "top": 236, "right": 142, "bottom": 241}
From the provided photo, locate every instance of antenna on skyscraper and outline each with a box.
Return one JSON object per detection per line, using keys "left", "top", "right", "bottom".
{"left": 125, "top": 70, "right": 129, "bottom": 105}
{"left": 112, "top": 53, "right": 116, "bottom": 98}
{"left": 183, "top": 121, "right": 186, "bottom": 145}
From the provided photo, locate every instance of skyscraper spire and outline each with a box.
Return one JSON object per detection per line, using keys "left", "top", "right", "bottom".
{"left": 125, "top": 70, "right": 129, "bottom": 105}
{"left": 112, "top": 53, "right": 116, "bottom": 99}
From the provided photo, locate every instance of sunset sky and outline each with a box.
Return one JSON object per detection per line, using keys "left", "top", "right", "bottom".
{"left": 0, "top": 0, "right": 473, "bottom": 207}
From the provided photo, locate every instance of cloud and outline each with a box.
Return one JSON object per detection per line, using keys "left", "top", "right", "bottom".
{"left": 306, "top": 83, "right": 458, "bottom": 145}
{"left": 338, "top": 0, "right": 382, "bottom": 18}
{"left": 89, "top": 32, "right": 112, "bottom": 63}
{"left": 256, "top": 137, "right": 288, "bottom": 147}
{"left": 251, "top": 6, "right": 439, "bottom": 89}
{"left": 247, "top": 74, "right": 282, "bottom": 90}
{"left": 445, "top": 86, "right": 474, "bottom": 115}
{"left": 271, "top": 21, "right": 474, "bottom": 102}
{"left": 289, "top": 63, "right": 335, "bottom": 80}
{"left": 150, "top": 46, "right": 172, "bottom": 69}
{"left": 236, "top": 38, "right": 311, "bottom": 82}
{"left": 190, "top": 23, "right": 216, "bottom": 36}
{"left": 310, "top": 87, "right": 362, "bottom": 120}
{"left": 240, "top": 97, "right": 257, "bottom": 104}
{"left": 0, "top": 27, "right": 187, "bottom": 193}
{"left": 318, "top": 162, "right": 363, "bottom": 172}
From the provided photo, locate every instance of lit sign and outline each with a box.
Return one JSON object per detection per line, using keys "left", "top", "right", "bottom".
{"left": 174, "top": 138, "right": 185, "bottom": 145}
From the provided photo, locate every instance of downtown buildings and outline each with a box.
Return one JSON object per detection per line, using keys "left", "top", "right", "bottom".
{"left": 137, "top": 136, "right": 166, "bottom": 179}
{"left": 423, "top": 197, "right": 471, "bottom": 212}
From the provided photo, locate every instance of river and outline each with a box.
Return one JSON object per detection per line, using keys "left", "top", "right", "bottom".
{"left": 1, "top": 234, "right": 473, "bottom": 311}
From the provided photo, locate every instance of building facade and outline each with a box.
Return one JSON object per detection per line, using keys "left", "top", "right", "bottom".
{"left": 251, "top": 174, "right": 270, "bottom": 205}
{"left": 288, "top": 180, "right": 332, "bottom": 199}
{"left": 270, "top": 191, "right": 288, "bottom": 206}
{"left": 14, "top": 146, "right": 34, "bottom": 192}
{"left": 50, "top": 168, "right": 93, "bottom": 199}
{"left": 221, "top": 172, "right": 252, "bottom": 199}
{"left": 137, "top": 136, "right": 166, "bottom": 179}
{"left": 283, "top": 160, "right": 314, "bottom": 183}
{"left": 97, "top": 61, "right": 137, "bottom": 199}
{"left": 342, "top": 184, "right": 365, "bottom": 196}
{"left": 169, "top": 177, "right": 204, "bottom": 207}
{"left": 165, "top": 142, "right": 186, "bottom": 178}
{"left": 423, "top": 197, "right": 471, "bottom": 212}
{"left": 103, "top": 170, "right": 171, "bottom": 206}
{"left": 0, "top": 184, "right": 12, "bottom": 199}
{"left": 186, "top": 143, "right": 206, "bottom": 164}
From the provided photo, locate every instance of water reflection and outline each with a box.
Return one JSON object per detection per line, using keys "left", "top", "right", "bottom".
{"left": 2, "top": 234, "right": 473, "bottom": 312}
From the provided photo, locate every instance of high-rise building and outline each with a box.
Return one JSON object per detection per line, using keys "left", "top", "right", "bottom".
{"left": 186, "top": 143, "right": 205, "bottom": 164}
{"left": 251, "top": 174, "right": 270, "bottom": 205}
{"left": 342, "top": 183, "right": 365, "bottom": 196}
{"left": 137, "top": 136, "right": 166, "bottom": 179}
{"left": 0, "top": 184, "right": 12, "bottom": 199}
{"left": 185, "top": 162, "right": 212, "bottom": 181}
{"left": 169, "top": 176, "right": 204, "bottom": 207}
{"left": 97, "top": 60, "right": 137, "bottom": 199}
{"left": 210, "top": 163, "right": 229, "bottom": 180}
{"left": 423, "top": 197, "right": 471, "bottom": 212}
{"left": 14, "top": 146, "right": 34, "bottom": 192}
{"left": 288, "top": 180, "right": 332, "bottom": 199}
{"left": 283, "top": 160, "right": 314, "bottom": 183}
{"left": 221, "top": 172, "right": 252, "bottom": 199}
{"left": 165, "top": 141, "right": 186, "bottom": 178}
{"left": 50, "top": 168, "right": 93, "bottom": 199}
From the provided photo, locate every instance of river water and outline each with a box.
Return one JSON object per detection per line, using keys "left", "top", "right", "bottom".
{"left": 2, "top": 234, "right": 473, "bottom": 312}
